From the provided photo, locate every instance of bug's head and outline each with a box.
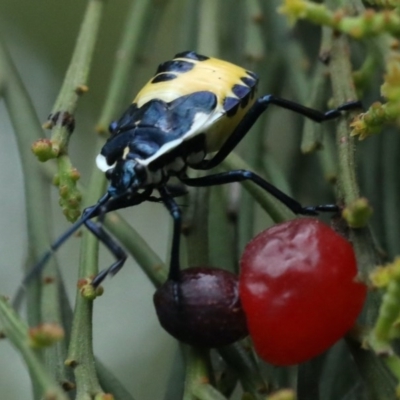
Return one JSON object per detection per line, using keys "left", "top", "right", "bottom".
{"left": 96, "top": 130, "right": 147, "bottom": 197}
{"left": 99, "top": 157, "right": 146, "bottom": 197}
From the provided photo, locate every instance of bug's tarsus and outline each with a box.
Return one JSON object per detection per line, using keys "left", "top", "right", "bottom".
{"left": 91, "top": 269, "right": 109, "bottom": 288}
{"left": 305, "top": 204, "right": 340, "bottom": 213}
{"left": 337, "top": 100, "right": 363, "bottom": 112}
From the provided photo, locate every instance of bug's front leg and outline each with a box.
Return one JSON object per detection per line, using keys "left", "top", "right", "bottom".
{"left": 86, "top": 220, "right": 128, "bottom": 288}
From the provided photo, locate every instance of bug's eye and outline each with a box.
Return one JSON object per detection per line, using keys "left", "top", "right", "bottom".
{"left": 109, "top": 121, "right": 118, "bottom": 134}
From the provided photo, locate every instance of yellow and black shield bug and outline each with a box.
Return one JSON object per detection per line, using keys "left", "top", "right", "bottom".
{"left": 23, "top": 50, "right": 361, "bottom": 291}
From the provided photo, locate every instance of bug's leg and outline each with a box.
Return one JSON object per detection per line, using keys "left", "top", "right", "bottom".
{"left": 180, "top": 171, "right": 338, "bottom": 215}
{"left": 85, "top": 220, "right": 128, "bottom": 288}
{"left": 84, "top": 190, "right": 158, "bottom": 286}
{"left": 21, "top": 194, "right": 111, "bottom": 286}
{"left": 13, "top": 189, "right": 157, "bottom": 307}
{"left": 158, "top": 187, "right": 182, "bottom": 281}
{"left": 94, "top": 187, "right": 153, "bottom": 214}
{"left": 158, "top": 186, "right": 183, "bottom": 304}
{"left": 12, "top": 193, "right": 112, "bottom": 307}
{"left": 194, "top": 95, "right": 362, "bottom": 170}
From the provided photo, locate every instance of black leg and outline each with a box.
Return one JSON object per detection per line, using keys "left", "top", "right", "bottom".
{"left": 85, "top": 220, "right": 128, "bottom": 287}
{"left": 15, "top": 183, "right": 188, "bottom": 300}
{"left": 180, "top": 170, "right": 339, "bottom": 215}
{"left": 194, "top": 95, "right": 361, "bottom": 170}
{"left": 16, "top": 193, "right": 111, "bottom": 289}
{"left": 15, "top": 189, "right": 155, "bottom": 297}
{"left": 87, "top": 187, "right": 153, "bottom": 216}
{"left": 158, "top": 186, "right": 182, "bottom": 282}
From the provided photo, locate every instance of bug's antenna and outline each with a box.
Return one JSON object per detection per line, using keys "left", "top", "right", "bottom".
{"left": 12, "top": 193, "right": 111, "bottom": 308}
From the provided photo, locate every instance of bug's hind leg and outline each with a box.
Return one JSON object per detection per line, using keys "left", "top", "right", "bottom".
{"left": 193, "top": 96, "right": 361, "bottom": 171}
{"left": 180, "top": 170, "right": 339, "bottom": 216}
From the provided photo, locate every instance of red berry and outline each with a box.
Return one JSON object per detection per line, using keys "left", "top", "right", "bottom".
{"left": 239, "top": 218, "right": 367, "bottom": 366}
{"left": 154, "top": 267, "right": 248, "bottom": 347}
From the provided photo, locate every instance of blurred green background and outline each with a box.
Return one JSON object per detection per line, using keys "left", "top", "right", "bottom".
{"left": 1, "top": 0, "right": 398, "bottom": 399}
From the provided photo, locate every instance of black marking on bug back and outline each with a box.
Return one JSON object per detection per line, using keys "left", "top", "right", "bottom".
{"left": 128, "top": 136, "right": 161, "bottom": 159}
{"left": 232, "top": 84, "right": 252, "bottom": 99}
{"left": 156, "top": 60, "right": 195, "bottom": 74}
{"left": 101, "top": 91, "right": 217, "bottom": 166}
{"left": 232, "top": 84, "right": 253, "bottom": 109}
{"left": 223, "top": 97, "right": 241, "bottom": 117}
{"left": 151, "top": 73, "right": 178, "bottom": 83}
{"left": 240, "top": 76, "right": 257, "bottom": 88}
{"left": 174, "top": 51, "right": 209, "bottom": 61}
{"left": 113, "top": 104, "right": 139, "bottom": 132}
{"left": 135, "top": 91, "right": 217, "bottom": 145}
{"left": 101, "top": 130, "right": 136, "bottom": 165}
{"left": 245, "top": 70, "right": 258, "bottom": 80}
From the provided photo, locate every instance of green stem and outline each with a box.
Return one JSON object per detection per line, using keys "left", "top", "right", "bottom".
{"left": 104, "top": 212, "right": 167, "bottom": 287}
{"left": 329, "top": 35, "right": 360, "bottom": 204}
{"left": 373, "top": 279, "right": 400, "bottom": 344}
{"left": 218, "top": 343, "right": 269, "bottom": 399}
{"left": 0, "top": 297, "right": 69, "bottom": 400}
{"left": 0, "top": 35, "right": 118, "bottom": 396}
{"left": 182, "top": 4, "right": 221, "bottom": 388}
{"left": 244, "top": 0, "right": 265, "bottom": 61}
{"left": 197, "top": 0, "right": 219, "bottom": 55}
{"left": 222, "top": 153, "right": 295, "bottom": 223}
{"left": 236, "top": 54, "right": 277, "bottom": 256}
{"left": 0, "top": 39, "right": 51, "bottom": 326}
{"left": 96, "top": 361, "right": 136, "bottom": 400}
{"left": 184, "top": 183, "right": 210, "bottom": 267}
{"left": 35, "top": 0, "right": 106, "bottom": 222}
{"left": 346, "top": 338, "right": 398, "bottom": 400}
{"left": 318, "top": 131, "right": 338, "bottom": 184}
{"left": 49, "top": 0, "right": 105, "bottom": 154}
{"left": 382, "top": 130, "right": 400, "bottom": 258}
{"left": 183, "top": 346, "right": 215, "bottom": 400}
{"left": 191, "top": 383, "right": 228, "bottom": 400}
{"left": 208, "top": 184, "right": 236, "bottom": 272}
{"left": 67, "top": 143, "right": 107, "bottom": 399}
{"left": 179, "top": 0, "right": 199, "bottom": 50}
{"left": 325, "top": 1, "right": 399, "bottom": 396}
{"left": 96, "top": 0, "right": 156, "bottom": 132}
{"left": 300, "top": 62, "right": 329, "bottom": 154}
{"left": 0, "top": 37, "right": 73, "bottom": 395}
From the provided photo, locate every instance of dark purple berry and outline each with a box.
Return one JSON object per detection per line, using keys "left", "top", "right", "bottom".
{"left": 154, "top": 267, "right": 248, "bottom": 347}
